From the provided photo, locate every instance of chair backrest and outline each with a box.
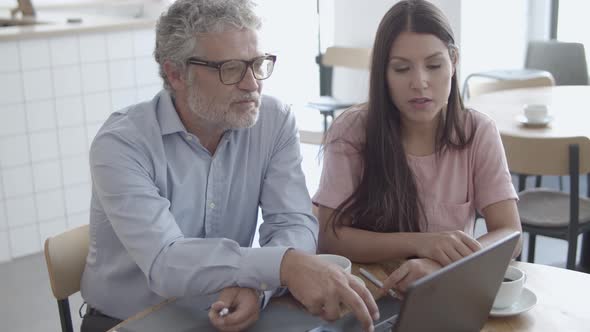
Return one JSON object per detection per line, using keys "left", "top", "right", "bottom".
{"left": 467, "top": 75, "right": 555, "bottom": 99}
{"left": 317, "top": 46, "right": 371, "bottom": 96}
{"left": 321, "top": 46, "right": 372, "bottom": 69}
{"left": 501, "top": 134, "right": 590, "bottom": 176}
{"left": 44, "top": 224, "right": 90, "bottom": 300}
{"left": 299, "top": 129, "right": 323, "bottom": 145}
{"left": 525, "top": 40, "right": 589, "bottom": 86}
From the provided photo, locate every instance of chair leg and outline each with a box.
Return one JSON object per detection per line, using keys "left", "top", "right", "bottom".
{"left": 527, "top": 233, "right": 536, "bottom": 263}
{"left": 57, "top": 299, "right": 74, "bottom": 332}
{"left": 535, "top": 175, "right": 542, "bottom": 187}
{"left": 518, "top": 174, "right": 527, "bottom": 192}
{"left": 566, "top": 234, "right": 578, "bottom": 270}
{"left": 566, "top": 144, "right": 580, "bottom": 270}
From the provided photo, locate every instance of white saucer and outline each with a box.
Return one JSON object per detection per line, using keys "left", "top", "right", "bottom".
{"left": 490, "top": 287, "right": 537, "bottom": 317}
{"left": 516, "top": 114, "right": 553, "bottom": 127}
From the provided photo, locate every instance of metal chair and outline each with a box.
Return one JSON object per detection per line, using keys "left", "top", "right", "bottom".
{"left": 502, "top": 133, "right": 590, "bottom": 270}
{"left": 308, "top": 46, "right": 371, "bottom": 132}
{"left": 44, "top": 224, "right": 90, "bottom": 332}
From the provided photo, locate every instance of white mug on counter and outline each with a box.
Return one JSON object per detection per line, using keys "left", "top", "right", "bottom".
{"left": 316, "top": 254, "right": 352, "bottom": 274}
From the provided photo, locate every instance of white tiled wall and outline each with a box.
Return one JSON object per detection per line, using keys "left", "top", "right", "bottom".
{"left": 0, "top": 27, "right": 161, "bottom": 262}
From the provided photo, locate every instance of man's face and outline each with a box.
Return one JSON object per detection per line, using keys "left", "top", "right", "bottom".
{"left": 184, "top": 28, "right": 264, "bottom": 130}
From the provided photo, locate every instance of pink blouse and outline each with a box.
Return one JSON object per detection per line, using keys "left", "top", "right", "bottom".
{"left": 312, "top": 107, "right": 517, "bottom": 235}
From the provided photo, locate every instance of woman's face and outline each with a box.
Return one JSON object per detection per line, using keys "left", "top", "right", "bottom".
{"left": 386, "top": 31, "right": 455, "bottom": 126}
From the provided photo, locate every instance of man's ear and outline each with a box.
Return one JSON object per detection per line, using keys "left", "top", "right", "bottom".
{"left": 163, "top": 60, "right": 186, "bottom": 91}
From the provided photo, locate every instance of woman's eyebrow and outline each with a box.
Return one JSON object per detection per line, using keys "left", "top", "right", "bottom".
{"left": 389, "top": 51, "right": 444, "bottom": 61}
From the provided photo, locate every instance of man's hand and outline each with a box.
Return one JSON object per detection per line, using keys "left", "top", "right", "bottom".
{"left": 416, "top": 231, "right": 482, "bottom": 266}
{"left": 208, "top": 287, "right": 260, "bottom": 332}
{"left": 280, "top": 250, "right": 379, "bottom": 332}
{"left": 382, "top": 258, "right": 442, "bottom": 294}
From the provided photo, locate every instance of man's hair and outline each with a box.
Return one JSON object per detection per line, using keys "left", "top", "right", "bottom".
{"left": 154, "top": 0, "right": 262, "bottom": 93}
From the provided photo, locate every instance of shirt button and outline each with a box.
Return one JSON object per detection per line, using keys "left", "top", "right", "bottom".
{"left": 260, "top": 282, "right": 268, "bottom": 290}
{"left": 209, "top": 202, "right": 215, "bottom": 209}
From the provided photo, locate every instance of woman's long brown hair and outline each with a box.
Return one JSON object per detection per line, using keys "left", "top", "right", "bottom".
{"left": 329, "top": 0, "right": 474, "bottom": 233}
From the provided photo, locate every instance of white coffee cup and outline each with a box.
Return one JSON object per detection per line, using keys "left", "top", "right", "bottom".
{"left": 492, "top": 266, "right": 526, "bottom": 309}
{"left": 316, "top": 254, "right": 352, "bottom": 274}
{"left": 523, "top": 104, "right": 548, "bottom": 123}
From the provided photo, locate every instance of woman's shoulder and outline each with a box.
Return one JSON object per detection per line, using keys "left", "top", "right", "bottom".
{"left": 465, "top": 108, "right": 496, "bottom": 127}
{"left": 461, "top": 108, "right": 503, "bottom": 151}
{"left": 325, "top": 103, "right": 368, "bottom": 144}
{"left": 463, "top": 108, "right": 499, "bottom": 137}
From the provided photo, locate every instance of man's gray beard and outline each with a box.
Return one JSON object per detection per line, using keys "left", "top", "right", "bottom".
{"left": 187, "top": 91, "right": 260, "bottom": 130}
{"left": 226, "top": 105, "right": 259, "bottom": 129}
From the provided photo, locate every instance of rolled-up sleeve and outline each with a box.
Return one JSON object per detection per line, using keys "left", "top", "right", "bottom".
{"left": 472, "top": 117, "right": 518, "bottom": 213}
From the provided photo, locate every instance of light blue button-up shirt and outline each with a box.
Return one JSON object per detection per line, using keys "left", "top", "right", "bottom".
{"left": 81, "top": 90, "right": 318, "bottom": 319}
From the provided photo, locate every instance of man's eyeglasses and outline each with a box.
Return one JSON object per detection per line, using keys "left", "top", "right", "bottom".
{"left": 186, "top": 54, "right": 277, "bottom": 85}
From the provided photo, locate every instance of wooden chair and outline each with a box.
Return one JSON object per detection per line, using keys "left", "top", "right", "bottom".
{"left": 461, "top": 69, "right": 554, "bottom": 100}
{"left": 308, "top": 46, "right": 371, "bottom": 132}
{"left": 467, "top": 74, "right": 556, "bottom": 190}
{"left": 467, "top": 75, "right": 555, "bottom": 99}
{"left": 299, "top": 129, "right": 324, "bottom": 145}
{"left": 44, "top": 224, "right": 90, "bottom": 332}
{"left": 502, "top": 134, "right": 590, "bottom": 270}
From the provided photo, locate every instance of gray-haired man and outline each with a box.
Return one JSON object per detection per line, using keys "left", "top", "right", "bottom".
{"left": 80, "top": 0, "right": 378, "bottom": 331}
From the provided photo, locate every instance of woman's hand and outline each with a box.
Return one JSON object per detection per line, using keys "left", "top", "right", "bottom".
{"left": 416, "top": 231, "right": 482, "bottom": 266}
{"left": 382, "top": 258, "right": 442, "bottom": 295}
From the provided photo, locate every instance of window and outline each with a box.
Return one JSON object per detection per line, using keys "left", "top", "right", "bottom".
{"left": 556, "top": 0, "right": 590, "bottom": 75}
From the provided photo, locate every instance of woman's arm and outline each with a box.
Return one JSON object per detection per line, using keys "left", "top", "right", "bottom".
{"left": 478, "top": 199, "right": 523, "bottom": 258}
{"left": 316, "top": 205, "right": 420, "bottom": 262}
{"left": 316, "top": 205, "right": 481, "bottom": 264}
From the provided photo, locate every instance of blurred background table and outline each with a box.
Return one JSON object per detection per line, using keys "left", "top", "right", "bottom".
{"left": 467, "top": 86, "right": 590, "bottom": 272}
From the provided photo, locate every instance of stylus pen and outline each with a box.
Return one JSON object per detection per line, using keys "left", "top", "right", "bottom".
{"left": 218, "top": 307, "right": 229, "bottom": 317}
{"left": 359, "top": 268, "right": 399, "bottom": 299}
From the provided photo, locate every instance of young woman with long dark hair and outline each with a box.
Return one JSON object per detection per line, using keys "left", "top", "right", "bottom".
{"left": 313, "top": 0, "right": 522, "bottom": 293}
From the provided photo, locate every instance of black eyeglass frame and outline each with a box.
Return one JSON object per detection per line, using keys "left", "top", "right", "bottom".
{"left": 186, "top": 54, "right": 277, "bottom": 85}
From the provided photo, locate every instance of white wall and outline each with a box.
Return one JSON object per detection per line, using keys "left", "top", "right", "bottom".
{"left": 0, "top": 28, "right": 161, "bottom": 262}
{"left": 460, "top": 0, "right": 528, "bottom": 85}
{"left": 527, "top": 0, "right": 551, "bottom": 41}
{"left": 256, "top": 0, "right": 318, "bottom": 106}
{"left": 331, "top": 0, "right": 395, "bottom": 103}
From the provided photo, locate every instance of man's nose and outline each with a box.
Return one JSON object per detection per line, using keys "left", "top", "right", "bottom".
{"left": 237, "top": 67, "right": 260, "bottom": 91}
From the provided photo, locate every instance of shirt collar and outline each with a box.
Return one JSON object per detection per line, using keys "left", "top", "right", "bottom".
{"left": 157, "top": 89, "right": 188, "bottom": 136}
